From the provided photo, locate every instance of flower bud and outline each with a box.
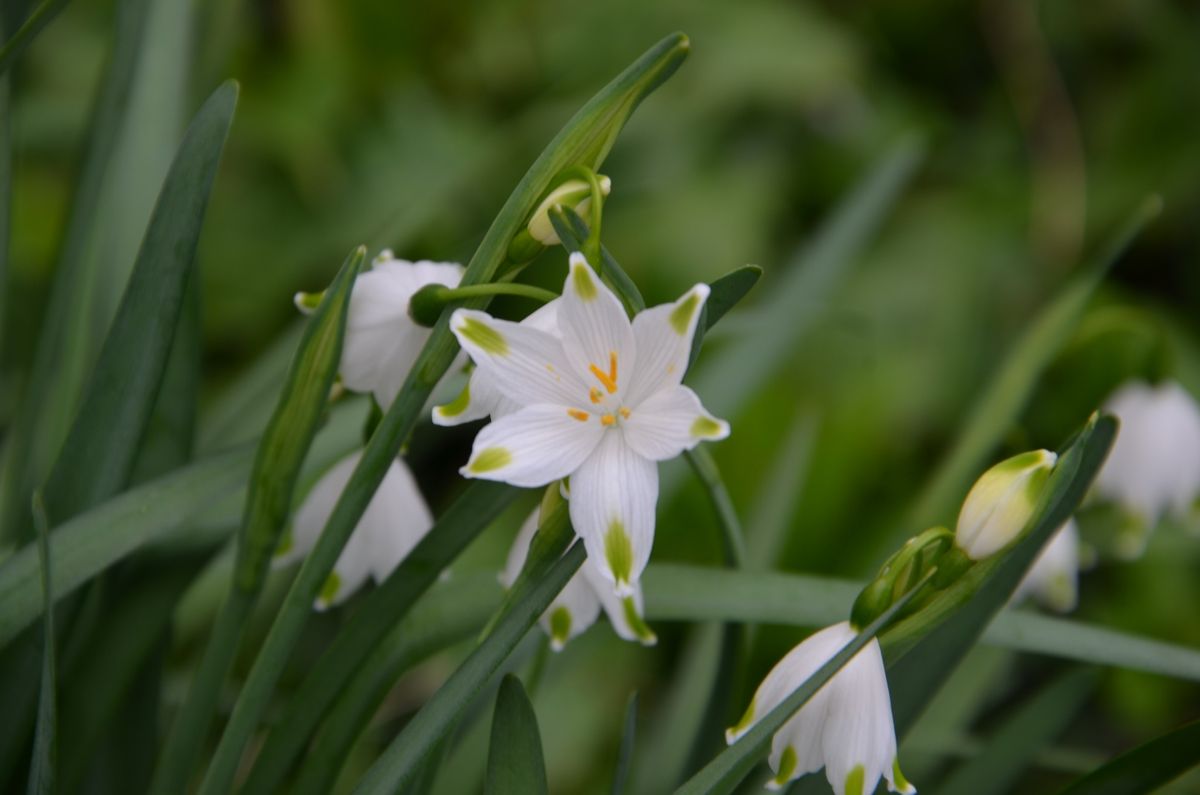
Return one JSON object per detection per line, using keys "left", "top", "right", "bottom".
{"left": 851, "top": 526, "right": 952, "bottom": 628}
{"left": 526, "top": 175, "right": 612, "bottom": 246}
{"left": 407, "top": 283, "right": 452, "bottom": 328}
{"left": 956, "top": 450, "right": 1057, "bottom": 559}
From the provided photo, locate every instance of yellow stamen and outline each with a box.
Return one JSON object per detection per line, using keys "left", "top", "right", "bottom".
{"left": 619, "top": 407, "right": 631, "bottom": 419}
{"left": 589, "top": 387, "right": 604, "bottom": 404}
{"left": 567, "top": 409, "right": 589, "bottom": 422}
{"left": 601, "top": 414, "right": 616, "bottom": 427}
{"left": 589, "top": 351, "right": 620, "bottom": 394}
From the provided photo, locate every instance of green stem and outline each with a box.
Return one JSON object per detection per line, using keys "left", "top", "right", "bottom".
{"left": 440, "top": 283, "right": 559, "bottom": 304}
{"left": 560, "top": 165, "right": 606, "bottom": 267}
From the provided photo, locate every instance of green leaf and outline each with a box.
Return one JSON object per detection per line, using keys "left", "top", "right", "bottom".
{"left": 27, "top": 494, "right": 55, "bottom": 795}
{"left": 885, "top": 414, "right": 1117, "bottom": 734}
{"left": 688, "top": 266, "right": 762, "bottom": 371}
{"left": 0, "top": 445, "right": 252, "bottom": 647}
{"left": 673, "top": 574, "right": 931, "bottom": 795}
{"left": 934, "top": 668, "right": 1096, "bottom": 795}
{"left": 235, "top": 482, "right": 523, "bottom": 795}
{"left": 39, "top": 80, "right": 238, "bottom": 526}
{"left": 611, "top": 692, "right": 638, "bottom": 795}
{"left": 0, "top": 0, "right": 71, "bottom": 75}
{"left": 484, "top": 675, "right": 549, "bottom": 795}
{"left": 201, "top": 36, "right": 690, "bottom": 795}
{"left": 149, "top": 245, "right": 364, "bottom": 795}
{"left": 351, "top": 507, "right": 582, "bottom": 795}
{"left": 287, "top": 576, "right": 501, "bottom": 795}
{"left": 0, "top": 0, "right": 156, "bottom": 542}
{"left": 901, "top": 197, "right": 1161, "bottom": 538}
{"left": 1057, "top": 718, "right": 1200, "bottom": 795}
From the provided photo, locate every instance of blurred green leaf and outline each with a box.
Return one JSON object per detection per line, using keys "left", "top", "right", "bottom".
{"left": 0, "top": 0, "right": 71, "bottom": 76}
{"left": 200, "top": 36, "right": 691, "bottom": 795}
{"left": 150, "top": 245, "right": 363, "bottom": 795}
{"left": 934, "top": 668, "right": 1096, "bottom": 795}
{"left": 901, "top": 197, "right": 1162, "bottom": 539}
{"left": 352, "top": 507, "right": 582, "bottom": 795}
{"left": 40, "top": 80, "right": 237, "bottom": 525}
{"left": 0, "top": 0, "right": 155, "bottom": 542}
{"left": 674, "top": 573, "right": 929, "bottom": 795}
{"left": 1057, "top": 718, "right": 1200, "bottom": 795}
{"left": 0, "top": 445, "right": 252, "bottom": 647}
{"left": 27, "top": 494, "right": 54, "bottom": 795}
{"left": 611, "top": 692, "right": 638, "bottom": 795}
{"left": 485, "top": 675, "right": 549, "bottom": 795}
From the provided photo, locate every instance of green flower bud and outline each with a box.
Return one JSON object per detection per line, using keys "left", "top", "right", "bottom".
{"left": 956, "top": 450, "right": 1057, "bottom": 560}
{"left": 407, "top": 283, "right": 452, "bottom": 328}
{"left": 526, "top": 175, "right": 612, "bottom": 246}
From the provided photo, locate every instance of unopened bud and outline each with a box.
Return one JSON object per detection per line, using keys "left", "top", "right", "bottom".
{"left": 407, "top": 283, "right": 452, "bottom": 328}
{"left": 956, "top": 450, "right": 1057, "bottom": 559}
{"left": 526, "top": 175, "right": 612, "bottom": 246}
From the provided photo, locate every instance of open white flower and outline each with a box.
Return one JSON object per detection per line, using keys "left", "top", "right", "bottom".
{"left": 956, "top": 450, "right": 1057, "bottom": 560}
{"left": 449, "top": 252, "right": 729, "bottom": 597}
{"left": 1013, "top": 518, "right": 1079, "bottom": 612}
{"left": 726, "top": 621, "right": 914, "bottom": 795}
{"left": 501, "top": 511, "right": 656, "bottom": 650}
{"left": 274, "top": 450, "right": 433, "bottom": 610}
{"left": 1094, "top": 380, "right": 1200, "bottom": 556}
{"left": 309, "top": 250, "right": 464, "bottom": 410}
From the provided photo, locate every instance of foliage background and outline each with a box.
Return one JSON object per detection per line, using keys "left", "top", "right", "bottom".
{"left": 3, "top": 0, "right": 1199, "bottom": 792}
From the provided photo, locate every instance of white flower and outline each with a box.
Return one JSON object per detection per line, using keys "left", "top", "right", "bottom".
{"left": 448, "top": 252, "right": 730, "bottom": 597}
{"left": 501, "top": 511, "right": 656, "bottom": 650}
{"left": 1012, "top": 518, "right": 1079, "bottom": 612}
{"left": 527, "top": 176, "right": 612, "bottom": 246}
{"left": 318, "top": 249, "right": 464, "bottom": 409}
{"left": 956, "top": 450, "right": 1058, "bottom": 560}
{"left": 274, "top": 450, "right": 433, "bottom": 610}
{"left": 726, "top": 621, "right": 914, "bottom": 795}
{"left": 1094, "top": 380, "right": 1200, "bottom": 556}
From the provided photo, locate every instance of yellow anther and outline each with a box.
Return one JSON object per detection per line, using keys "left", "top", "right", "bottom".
{"left": 619, "top": 407, "right": 631, "bottom": 419}
{"left": 601, "top": 414, "right": 616, "bottom": 427}
{"left": 589, "top": 387, "right": 604, "bottom": 404}
{"left": 589, "top": 351, "right": 620, "bottom": 394}
{"left": 567, "top": 409, "right": 590, "bottom": 422}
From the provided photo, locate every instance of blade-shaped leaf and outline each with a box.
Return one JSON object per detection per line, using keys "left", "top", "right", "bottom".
{"left": 27, "top": 494, "right": 55, "bottom": 795}
{"left": 201, "top": 36, "right": 690, "bottom": 795}
{"left": 612, "top": 692, "right": 638, "bottom": 795}
{"left": 38, "top": 80, "right": 237, "bottom": 525}
{"left": 0, "top": 0, "right": 72, "bottom": 75}
{"left": 149, "top": 246, "right": 364, "bottom": 795}
{"left": 484, "top": 675, "right": 548, "bottom": 795}
{"left": 673, "top": 574, "right": 932, "bottom": 795}
{"left": 1057, "top": 719, "right": 1200, "bottom": 795}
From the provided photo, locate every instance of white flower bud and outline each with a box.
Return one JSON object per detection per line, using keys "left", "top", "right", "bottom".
{"left": 526, "top": 175, "right": 612, "bottom": 245}
{"left": 956, "top": 449, "right": 1057, "bottom": 559}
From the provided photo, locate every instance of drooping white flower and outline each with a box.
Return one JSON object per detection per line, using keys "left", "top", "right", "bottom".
{"left": 449, "top": 252, "right": 730, "bottom": 598}
{"left": 274, "top": 450, "right": 433, "bottom": 610}
{"left": 309, "top": 249, "right": 464, "bottom": 410}
{"left": 1094, "top": 379, "right": 1200, "bottom": 556}
{"left": 1012, "top": 518, "right": 1079, "bottom": 612}
{"left": 501, "top": 511, "right": 656, "bottom": 650}
{"left": 726, "top": 621, "right": 914, "bottom": 795}
{"left": 956, "top": 450, "right": 1058, "bottom": 560}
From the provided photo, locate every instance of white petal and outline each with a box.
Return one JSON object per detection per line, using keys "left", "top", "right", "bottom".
{"left": 568, "top": 433, "right": 658, "bottom": 596}
{"left": 360, "top": 457, "right": 434, "bottom": 583}
{"left": 340, "top": 259, "right": 463, "bottom": 409}
{"left": 821, "top": 637, "right": 897, "bottom": 795}
{"left": 559, "top": 253, "right": 637, "bottom": 401}
{"left": 450, "top": 309, "right": 587, "bottom": 407}
{"left": 1013, "top": 518, "right": 1079, "bottom": 612}
{"left": 460, "top": 404, "right": 604, "bottom": 488}
{"left": 624, "top": 283, "right": 710, "bottom": 407}
{"left": 582, "top": 564, "right": 657, "bottom": 646}
{"left": 622, "top": 385, "right": 730, "bottom": 462}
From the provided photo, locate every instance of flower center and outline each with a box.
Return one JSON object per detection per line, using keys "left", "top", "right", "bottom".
{"left": 568, "top": 353, "right": 631, "bottom": 428}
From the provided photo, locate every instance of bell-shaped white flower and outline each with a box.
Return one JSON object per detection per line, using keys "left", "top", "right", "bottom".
{"left": 449, "top": 252, "right": 730, "bottom": 597}
{"left": 1012, "top": 518, "right": 1079, "bottom": 612}
{"left": 501, "top": 512, "right": 656, "bottom": 650}
{"left": 956, "top": 450, "right": 1057, "bottom": 560}
{"left": 318, "top": 250, "right": 464, "bottom": 410}
{"left": 526, "top": 176, "right": 613, "bottom": 246}
{"left": 274, "top": 450, "right": 433, "bottom": 610}
{"left": 1094, "top": 380, "right": 1200, "bottom": 556}
{"left": 726, "top": 621, "right": 914, "bottom": 795}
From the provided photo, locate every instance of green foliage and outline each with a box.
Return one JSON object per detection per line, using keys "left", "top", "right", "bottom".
{"left": 485, "top": 675, "right": 549, "bottom": 795}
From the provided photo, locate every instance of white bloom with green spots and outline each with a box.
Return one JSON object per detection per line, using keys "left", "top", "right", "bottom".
{"left": 312, "top": 249, "right": 464, "bottom": 410}
{"left": 449, "top": 251, "right": 729, "bottom": 598}
{"left": 956, "top": 449, "right": 1058, "bottom": 560}
{"left": 273, "top": 450, "right": 433, "bottom": 610}
{"left": 726, "top": 621, "right": 914, "bottom": 795}
{"left": 1013, "top": 518, "right": 1079, "bottom": 613}
{"left": 501, "top": 511, "right": 656, "bottom": 650}
{"left": 1094, "top": 379, "right": 1200, "bottom": 557}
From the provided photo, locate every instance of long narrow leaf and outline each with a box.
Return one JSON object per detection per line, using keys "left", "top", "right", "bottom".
{"left": 27, "top": 494, "right": 55, "bottom": 795}
{"left": 0, "top": 0, "right": 71, "bottom": 75}
{"left": 1057, "top": 719, "right": 1200, "bottom": 795}
{"left": 611, "top": 692, "right": 638, "bottom": 795}
{"left": 484, "top": 675, "right": 549, "bottom": 795}
{"left": 200, "top": 36, "right": 690, "bottom": 795}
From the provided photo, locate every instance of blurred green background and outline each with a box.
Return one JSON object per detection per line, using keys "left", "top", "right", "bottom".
{"left": 4, "top": 0, "right": 1200, "bottom": 792}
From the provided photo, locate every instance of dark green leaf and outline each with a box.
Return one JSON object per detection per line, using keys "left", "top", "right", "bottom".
{"left": 0, "top": 0, "right": 71, "bottom": 75}
{"left": 1057, "top": 718, "right": 1200, "bottom": 795}
{"left": 40, "top": 80, "right": 238, "bottom": 525}
{"left": 27, "top": 494, "right": 55, "bottom": 795}
{"left": 612, "top": 692, "right": 638, "bottom": 795}
{"left": 484, "top": 675, "right": 549, "bottom": 795}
